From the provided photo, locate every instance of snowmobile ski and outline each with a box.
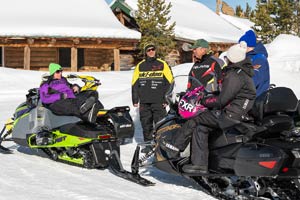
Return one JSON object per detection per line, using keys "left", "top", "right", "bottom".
{"left": 109, "top": 148, "right": 155, "bottom": 186}
{"left": 0, "top": 125, "right": 12, "bottom": 154}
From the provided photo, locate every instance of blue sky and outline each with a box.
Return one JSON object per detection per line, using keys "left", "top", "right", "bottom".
{"left": 105, "top": 0, "right": 257, "bottom": 11}
{"left": 197, "top": 0, "right": 256, "bottom": 11}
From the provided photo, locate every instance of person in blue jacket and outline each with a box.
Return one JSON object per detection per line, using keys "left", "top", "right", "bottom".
{"left": 239, "top": 30, "right": 270, "bottom": 97}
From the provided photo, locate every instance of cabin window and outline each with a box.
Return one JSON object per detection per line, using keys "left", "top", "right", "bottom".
{"left": 58, "top": 48, "right": 84, "bottom": 69}
{"left": 59, "top": 48, "right": 71, "bottom": 68}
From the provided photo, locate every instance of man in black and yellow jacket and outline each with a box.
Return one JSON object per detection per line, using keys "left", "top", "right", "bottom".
{"left": 132, "top": 44, "right": 173, "bottom": 152}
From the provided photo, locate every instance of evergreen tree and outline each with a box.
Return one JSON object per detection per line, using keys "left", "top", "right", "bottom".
{"left": 253, "top": 0, "right": 275, "bottom": 43}
{"left": 135, "top": 0, "right": 176, "bottom": 59}
{"left": 293, "top": 1, "right": 300, "bottom": 36}
{"left": 273, "top": 0, "right": 294, "bottom": 34}
{"left": 235, "top": 5, "right": 244, "bottom": 17}
{"left": 245, "top": 3, "right": 252, "bottom": 18}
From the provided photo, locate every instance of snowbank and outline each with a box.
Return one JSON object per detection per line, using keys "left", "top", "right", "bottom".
{"left": 267, "top": 34, "right": 300, "bottom": 72}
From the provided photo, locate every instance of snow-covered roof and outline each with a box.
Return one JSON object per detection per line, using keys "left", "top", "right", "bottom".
{"left": 124, "top": 0, "right": 244, "bottom": 43}
{"left": 219, "top": 13, "right": 255, "bottom": 32}
{"left": 0, "top": 0, "right": 140, "bottom": 40}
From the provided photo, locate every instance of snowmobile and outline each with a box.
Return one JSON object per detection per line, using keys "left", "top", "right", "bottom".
{"left": 0, "top": 74, "right": 153, "bottom": 186}
{"left": 131, "top": 75, "right": 300, "bottom": 199}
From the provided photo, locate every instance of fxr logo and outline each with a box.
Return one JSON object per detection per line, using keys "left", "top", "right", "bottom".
{"left": 179, "top": 99, "right": 194, "bottom": 112}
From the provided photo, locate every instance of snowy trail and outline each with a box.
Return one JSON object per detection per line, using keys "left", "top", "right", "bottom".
{"left": 0, "top": 68, "right": 216, "bottom": 200}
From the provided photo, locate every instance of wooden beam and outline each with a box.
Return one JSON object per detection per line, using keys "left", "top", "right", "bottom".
{"left": 113, "top": 48, "right": 120, "bottom": 71}
{"left": 24, "top": 45, "right": 30, "bottom": 70}
{"left": 71, "top": 47, "right": 78, "bottom": 72}
{"left": 0, "top": 43, "right": 137, "bottom": 50}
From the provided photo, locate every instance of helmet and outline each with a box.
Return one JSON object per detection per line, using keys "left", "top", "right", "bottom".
{"left": 178, "top": 86, "right": 207, "bottom": 119}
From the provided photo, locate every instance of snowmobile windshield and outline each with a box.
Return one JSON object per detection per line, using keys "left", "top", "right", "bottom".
{"left": 165, "top": 75, "right": 206, "bottom": 107}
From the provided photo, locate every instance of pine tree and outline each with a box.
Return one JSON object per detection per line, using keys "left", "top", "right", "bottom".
{"left": 244, "top": 3, "right": 252, "bottom": 18}
{"left": 273, "top": 0, "right": 294, "bottom": 34}
{"left": 135, "top": 0, "right": 176, "bottom": 59}
{"left": 293, "top": 1, "right": 300, "bottom": 36}
{"left": 253, "top": 0, "right": 275, "bottom": 43}
{"left": 235, "top": 5, "right": 244, "bottom": 17}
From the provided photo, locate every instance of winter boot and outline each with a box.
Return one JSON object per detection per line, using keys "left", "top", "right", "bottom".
{"left": 80, "top": 96, "right": 96, "bottom": 114}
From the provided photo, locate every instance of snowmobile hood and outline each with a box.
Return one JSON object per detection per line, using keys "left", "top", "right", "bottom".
{"left": 247, "top": 42, "right": 268, "bottom": 58}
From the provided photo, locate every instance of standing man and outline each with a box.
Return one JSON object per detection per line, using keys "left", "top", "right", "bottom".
{"left": 239, "top": 30, "right": 270, "bottom": 97}
{"left": 187, "top": 39, "right": 223, "bottom": 93}
{"left": 131, "top": 43, "right": 173, "bottom": 153}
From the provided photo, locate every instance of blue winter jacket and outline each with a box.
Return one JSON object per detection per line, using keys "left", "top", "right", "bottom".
{"left": 246, "top": 42, "right": 270, "bottom": 97}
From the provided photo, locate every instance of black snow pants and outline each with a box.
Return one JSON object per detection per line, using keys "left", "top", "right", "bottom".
{"left": 171, "top": 110, "right": 220, "bottom": 166}
{"left": 140, "top": 103, "right": 166, "bottom": 142}
{"left": 49, "top": 91, "right": 103, "bottom": 122}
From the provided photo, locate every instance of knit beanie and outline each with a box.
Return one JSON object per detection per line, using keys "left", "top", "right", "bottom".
{"left": 227, "top": 41, "right": 247, "bottom": 63}
{"left": 144, "top": 43, "right": 156, "bottom": 53}
{"left": 49, "top": 63, "right": 62, "bottom": 75}
{"left": 238, "top": 30, "right": 256, "bottom": 47}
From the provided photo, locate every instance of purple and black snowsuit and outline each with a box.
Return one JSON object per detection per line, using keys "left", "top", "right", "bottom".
{"left": 39, "top": 77, "right": 102, "bottom": 122}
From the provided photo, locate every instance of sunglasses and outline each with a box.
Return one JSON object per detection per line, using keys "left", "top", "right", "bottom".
{"left": 147, "top": 48, "right": 155, "bottom": 52}
{"left": 55, "top": 70, "right": 63, "bottom": 74}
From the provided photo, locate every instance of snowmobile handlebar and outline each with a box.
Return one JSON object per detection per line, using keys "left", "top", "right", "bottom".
{"left": 66, "top": 74, "right": 101, "bottom": 92}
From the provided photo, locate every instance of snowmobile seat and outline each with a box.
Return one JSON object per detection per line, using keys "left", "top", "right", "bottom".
{"left": 210, "top": 122, "right": 264, "bottom": 149}
{"left": 252, "top": 87, "right": 299, "bottom": 122}
{"left": 59, "top": 123, "right": 113, "bottom": 138}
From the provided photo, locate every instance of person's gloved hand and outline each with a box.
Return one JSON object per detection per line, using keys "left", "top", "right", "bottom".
{"left": 61, "top": 93, "right": 68, "bottom": 99}
{"left": 201, "top": 95, "right": 217, "bottom": 107}
{"left": 72, "top": 84, "right": 80, "bottom": 94}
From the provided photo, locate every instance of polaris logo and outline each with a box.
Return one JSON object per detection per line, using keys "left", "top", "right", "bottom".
{"left": 179, "top": 99, "right": 194, "bottom": 112}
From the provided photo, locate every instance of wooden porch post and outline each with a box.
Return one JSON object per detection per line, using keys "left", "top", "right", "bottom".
{"left": 24, "top": 45, "right": 30, "bottom": 70}
{"left": 71, "top": 47, "right": 78, "bottom": 72}
{"left": 113, "top": 48, "right": 120, "bottom": 71}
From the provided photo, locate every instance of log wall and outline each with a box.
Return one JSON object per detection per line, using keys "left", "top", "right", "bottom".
{"left": 84, "top": 49, "right": 114, "bottom": 71}
{"left": 4, "top": 47, "right": 24, "bottom": 68}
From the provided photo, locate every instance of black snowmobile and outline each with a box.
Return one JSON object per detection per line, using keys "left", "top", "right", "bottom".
{"left": 0, "top": 74, "right": 153, "bottom": 186}
{"left": 131, "top": 75, "right": 300, "bottom": 199}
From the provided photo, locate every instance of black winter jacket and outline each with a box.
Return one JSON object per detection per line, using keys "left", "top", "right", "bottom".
{"left": 131, "top": 57, "right": 173, "bottom": 104}
{"left": 188, "top": 54, "right": 223, "bottom": 91}
{"left": 202, "top": 58, "right": 256, "bottom": 120}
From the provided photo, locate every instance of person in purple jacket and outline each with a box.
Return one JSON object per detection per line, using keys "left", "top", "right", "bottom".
{"left": 39, "top": 63, "right": 102, "bottom": 124}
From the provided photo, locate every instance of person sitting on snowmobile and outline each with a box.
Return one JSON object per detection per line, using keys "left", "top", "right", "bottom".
{"left": 160, "top": 41, "right": 256, "bottom": 174}
{"left": 39, "top": 63, "right": 103, "bottom": 124}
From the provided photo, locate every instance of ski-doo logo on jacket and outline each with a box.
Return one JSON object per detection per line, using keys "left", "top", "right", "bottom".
{"left": 139, "top": 71, "right": 163, "bottom": 78}
{"left": 131, "top": 58, "right": 173, "bottom": 104}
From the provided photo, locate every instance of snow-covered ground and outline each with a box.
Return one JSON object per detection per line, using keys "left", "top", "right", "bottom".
{"left": 0, "top": 34, "right": 300, "bottom": 200}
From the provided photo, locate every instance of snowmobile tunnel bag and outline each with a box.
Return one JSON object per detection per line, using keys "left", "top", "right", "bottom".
{"left": 107, "top": 106, "right": 134, "bottom": 139}
{"left": 252, "top": 87, "right": 299, "bottom": 121}
{"left": 234, "top": 143, "right": 287, "bottom": 176}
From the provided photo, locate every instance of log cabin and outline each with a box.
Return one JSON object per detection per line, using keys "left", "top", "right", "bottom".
{"left": 0, "top": 0, "right": 141, "bottom": 71}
